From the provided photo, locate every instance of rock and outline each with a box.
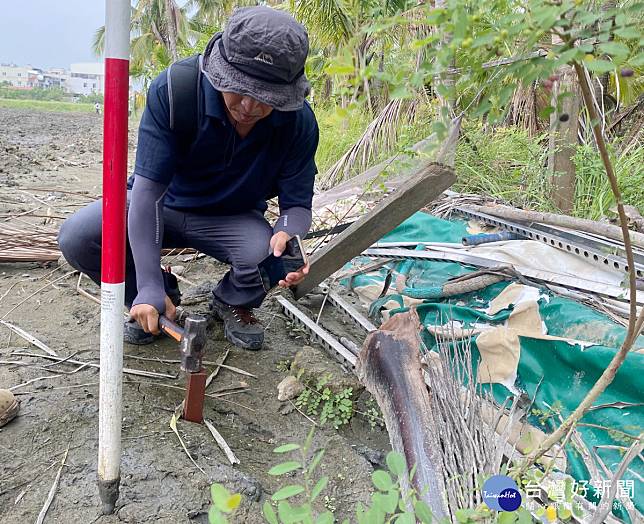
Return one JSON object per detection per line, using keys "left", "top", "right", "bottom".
{"left": 170, "top": 265, "right": 185, "bottom": 275}
{"left": 277, "top": 376, "right": 303, "bottom": 401}
{"left": 290, "top": 345, "right": 363, "bottom": 394}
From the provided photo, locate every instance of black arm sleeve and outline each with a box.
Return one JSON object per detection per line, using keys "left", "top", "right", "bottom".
{"left": 273, "top": 206, "right": 312, "bottom": 240}
{"left": 129, "top": 175, "right": 169, "bottom": 314}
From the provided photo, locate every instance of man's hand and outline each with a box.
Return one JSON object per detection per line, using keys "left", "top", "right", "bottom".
{"left": 130, "top": 295, "right": 176, "bottom": 334}
{"left": 269, "top": 231, "right": 310, "bottom": 288}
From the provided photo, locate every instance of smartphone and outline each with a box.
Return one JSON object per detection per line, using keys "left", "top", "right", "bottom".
{"left": 258, "top": 235, "right": 308, "bottom": 292}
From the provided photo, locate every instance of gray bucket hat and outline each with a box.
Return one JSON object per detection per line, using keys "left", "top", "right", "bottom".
{"left": 203, "top": 6, "right": 311, "bottom": 111}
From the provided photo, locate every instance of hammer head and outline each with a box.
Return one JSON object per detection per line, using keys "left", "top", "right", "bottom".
{"left": 179, "top": 315, "right": 207, "bottom": 372}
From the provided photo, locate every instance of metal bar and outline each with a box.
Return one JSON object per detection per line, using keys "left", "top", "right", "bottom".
{"left": 362, "top": 248, "right": 643, "bottom": 304}
{"left": 319, "top": 286, "right": 377, "bottom": 332}
{"left": 183, "top": 371, "right": 207, "bottom": 423}
{"left": 275, "top": 295, "right": 356, "bottom": 367}
{"left": 455, "top": 207, "right": 644, "bottom": 278}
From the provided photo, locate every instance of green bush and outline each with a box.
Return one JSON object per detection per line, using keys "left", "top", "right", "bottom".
{"left": 573, "top": 143, "right": 644, "bottom": 219}
{"left": 0, "top": 86, "right": 66, "bottom": 101}
{"left": 314, "top": 106, "right": 372, "bottom": 173}
{"left": 454, "top": 124, "right": 555, "bottom": 211}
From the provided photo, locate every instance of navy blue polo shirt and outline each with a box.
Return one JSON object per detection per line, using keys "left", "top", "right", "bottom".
{"left": 133, "top": 71, "right": 319, "bottom": 215}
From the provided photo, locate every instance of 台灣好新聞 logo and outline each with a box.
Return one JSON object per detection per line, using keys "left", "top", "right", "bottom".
{"left": 482, "top": 475, "right": 523, "bottom": 512}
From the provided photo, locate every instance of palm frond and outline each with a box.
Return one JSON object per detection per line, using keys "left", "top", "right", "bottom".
{"left": 92, "top": 26, "right": 106, "bottom": 58}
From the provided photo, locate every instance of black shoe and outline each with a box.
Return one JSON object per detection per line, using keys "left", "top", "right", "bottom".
{"left": 123, "top": 318, "right": 159, "bottom": 345}
{"left": 210, "top": 296, "right": 264, "bottom": 350}
{"left": 124, "top": 268, "right": 182, "bottom": 345}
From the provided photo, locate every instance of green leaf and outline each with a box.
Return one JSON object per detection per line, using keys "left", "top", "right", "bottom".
{"left": 598, "top": 42, "right": 630, "bottom": 60}
{"left": 516, "top": 508, "right": 532, "bottom": 523}
{"left": 277, "top": 500, "right": 296, "bottom": 524}
{"left": 394, "top": 512, "right": 415, "bottom": 524}
{"left": 268, "top": 461, "right": 301, "bottom": 476}
{"left": 414, "top": 500, "right": 434, "bottom": 524}
{"left": 390, "top": 85, "right": 411, "bottom": 99}
{"left": 498, "top": 512, "right": 518, "bottom": 524}
{"left": 584, "top": 59, "right": 615, "bottom": 73}
{"left": 316, "top": 511, "right": 334, "bottom": 524}
{"left": 435, "top": 83, "right": 452, "bottom": 98}
{"left": 631, "top": 52, "right": 644, "bottom": 67}
{"left": 472, "top": 33, "right": 496, "bottom": 49}
{"left": 363, "top": 505, "right": 387, "bottom": 524}
{"left": 208, "top": 506, "right": 228, "bottom": 524}
{"left": 272, "top": 484, "right": 305, "bottom": 501}
{"left": 262, "top": 501, "right": 279, "bottom": 524}
{"left": 575, "top": 12, "right": 600, "bottom": 25}
{"left": 211, "top": 484, "right": 230, "bottom": 505}
{"left": 386, "top": 451, "right": 407, "bottom": 477}
{"left": 614, "top": 27, "right": 641, "bottom": 39}
{"left": 554, "top": 48, "right": 582, "bottom": 66}
{"left": 325, "top": 63, "right": 354, "bottom": 75}
{"left": 372, "top": 470, "right": 394, "bottom": 491}
{"left": 308, "top": 449, "right": 325, "bottom": 475}
{"left": 273, "top": 443, "right": 300, "bottom": 453}
{"left": 373, "top": 490, "right": 399, "bottom": 514}
{"left": 311, "top": 476, "right": 329, "bottom": 501}
{"left": 455, "top": 508, "right": 476, "bottom": 523}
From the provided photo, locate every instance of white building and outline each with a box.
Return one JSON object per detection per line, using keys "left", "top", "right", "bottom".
{"left": 0, "top": 64, "right": 34, "bottom": 89}
{"left": 68, "top": 62, "right": 104, "bottom": 95}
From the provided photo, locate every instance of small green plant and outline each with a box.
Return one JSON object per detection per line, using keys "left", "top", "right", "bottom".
{"left": 295, "top": 377, "right": 354, "bottom": 429}
{"left": 531, "top": 400, "right": 563, "bottom": 428}
{"left": 208, "top": 483, "right": 242, "bottom": 524}
{"left": 262, "top": 428, "right": 333, "bottom": 524}
{"left": 364, "top": 397, "right": 386, "bottom": 430}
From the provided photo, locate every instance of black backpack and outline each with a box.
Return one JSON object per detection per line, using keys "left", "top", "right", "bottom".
{"left": 166, "top": 54, "right": 202, "bottom": 150}
{"left": 127, "top": 55, "right": 201, "bottom": 189}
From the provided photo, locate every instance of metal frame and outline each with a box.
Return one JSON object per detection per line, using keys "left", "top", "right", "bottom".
{"left": 275, "top": 295, "right": 357, "bottom": 366}
{"left": 455, "top": 207, "right": 644, "bottom": 278}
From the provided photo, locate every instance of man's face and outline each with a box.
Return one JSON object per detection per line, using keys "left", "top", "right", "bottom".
{"left": 221, "top": 92, "right": 273, "bottom": 126}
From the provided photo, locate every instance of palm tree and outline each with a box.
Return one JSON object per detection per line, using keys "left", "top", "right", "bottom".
{"left": 93, "top": 0, "right": 203, "bottom": 82}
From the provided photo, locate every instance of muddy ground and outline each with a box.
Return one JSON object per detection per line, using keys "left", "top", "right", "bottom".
{"left": 0, "top": 108, "right": 389, "bottom": 523}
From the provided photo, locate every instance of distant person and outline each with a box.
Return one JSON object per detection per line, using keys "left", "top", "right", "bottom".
{"left": 94, "top": 102, "right": 101, "bottom": 115}
{"left": 58, "top": 6, "right": 317, "bottom": 351}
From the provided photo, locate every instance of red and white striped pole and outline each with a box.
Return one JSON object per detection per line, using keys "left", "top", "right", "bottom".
{"left": 98, "top": 0, "right": 130, "bottom": 514}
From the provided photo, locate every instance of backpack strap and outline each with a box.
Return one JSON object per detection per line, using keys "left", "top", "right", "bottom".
{"left": 166, "top": 54, "right": 202, "bottom": 150}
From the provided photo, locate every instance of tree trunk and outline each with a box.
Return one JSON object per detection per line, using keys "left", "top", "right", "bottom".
{"left": 357, "top": 309, "right": 448, "bottom": 519}
{"left": 165, "top": 0, "right": 179, "bottom": 63}
{"left": 547, "top": 66, "right": 581, "bottom": 213}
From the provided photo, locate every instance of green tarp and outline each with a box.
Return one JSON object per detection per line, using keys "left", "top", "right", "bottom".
{"left": 343, "top": 212, "right": 643, "bottom": 520}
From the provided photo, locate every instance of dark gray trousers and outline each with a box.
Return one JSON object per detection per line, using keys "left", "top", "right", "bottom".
{"left": 57, "top": 196, "right": 273, "bottom": 309}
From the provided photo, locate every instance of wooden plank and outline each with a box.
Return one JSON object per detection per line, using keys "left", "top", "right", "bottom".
{"left": 295, "top": 161, "right": 456, "bottom": 298}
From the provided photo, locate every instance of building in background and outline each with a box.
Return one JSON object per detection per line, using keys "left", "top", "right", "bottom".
{"left": 41, "top": 68, "right": 68, "bottom": 89}
{"left": 0, "top": 64, "right": 33, "bottom": 89}
{"left": 0, "top": 63, "right": 70, "bottom": 90}
{"left": 67, "top": 62, "right": 104, "bottom": 95}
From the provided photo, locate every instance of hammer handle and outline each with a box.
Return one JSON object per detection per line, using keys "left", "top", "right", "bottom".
{"left": 159, "top": 315, "right": 184, "bottom": 342}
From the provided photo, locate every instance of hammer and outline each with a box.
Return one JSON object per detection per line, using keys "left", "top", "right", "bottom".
{"left": 158, "top": 314, "right": 208, "bottom": 422}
